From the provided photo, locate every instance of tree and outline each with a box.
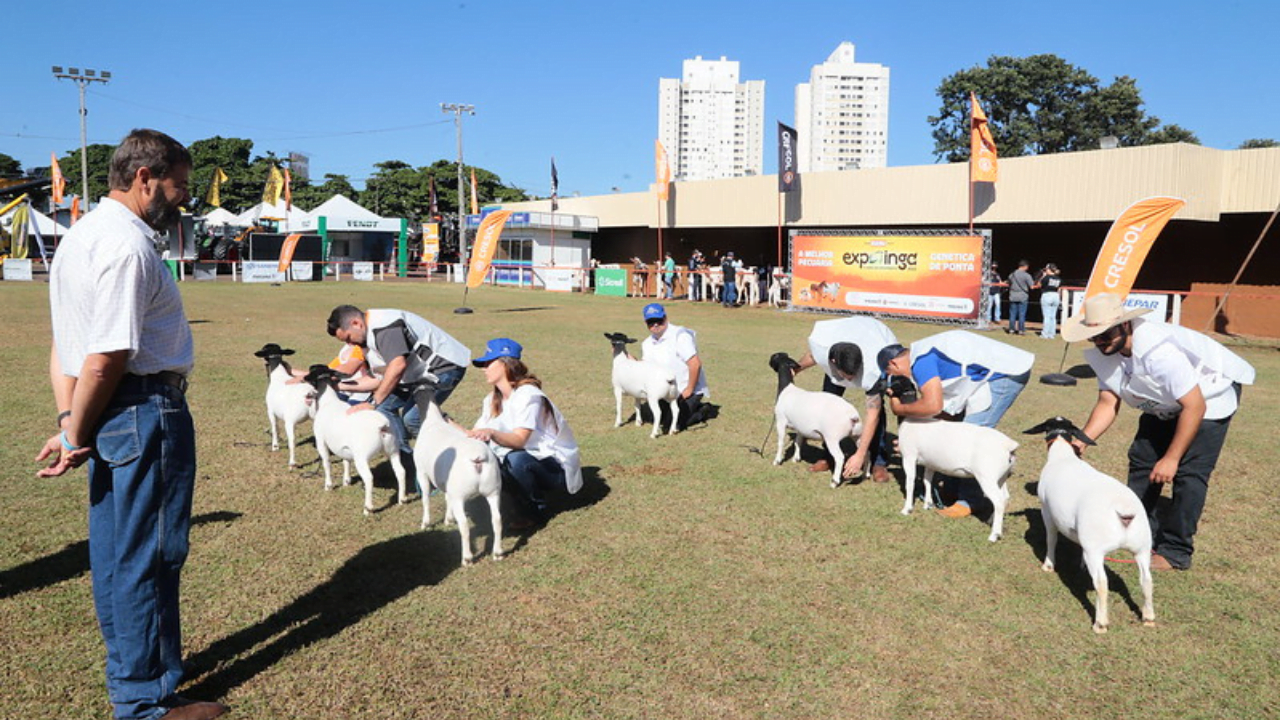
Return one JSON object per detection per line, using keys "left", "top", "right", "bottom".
{"left": 0, "top": 153, "right": 21, "bottom": 178}
{"left": 930, "top": 54, "right": 1199, "bottom": 161}
{"left": 1239, "top": 138, "right": 1279, "bottom": 149}
{"left": 292, "top": 173, "right": 357, "bottom": 211}
{"left": 57, "top": 144, "right": 114, "bottom": 200}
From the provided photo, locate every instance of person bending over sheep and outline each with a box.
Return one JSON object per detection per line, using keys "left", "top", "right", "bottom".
{"left": 467, "top": 338, "right": 583, "bottom": 528}
{"left": 878, "top": 330, "right": 1034, "bottom": 518}
{"left": 1062, "top": 293, "right": 1255, "bottom": 571}
{"left": 640, "top": 303, "right": 713, "bottom": 430}
{"left": 794, "top": 317, "right": 899, "bottom": 483}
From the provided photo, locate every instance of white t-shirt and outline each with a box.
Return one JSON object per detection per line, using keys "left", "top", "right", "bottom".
{"left": 475, "top": 385, "right": 583, "bottom": 493}
{"left": 49, "top": 197, "right": 194, "bottom": 377}
{"left": 641, "top": 322, "right": 708, "bottom": 397}
{"left": 807, "top": 316, "right": 898, "bottom": 391}
{"left": 1086, "top": 318, "right": 1254, "bottom": 421}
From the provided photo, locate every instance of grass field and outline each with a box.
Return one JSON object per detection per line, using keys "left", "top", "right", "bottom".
{"left": 2, "top": 279, "right": 1278, "bottom": 719}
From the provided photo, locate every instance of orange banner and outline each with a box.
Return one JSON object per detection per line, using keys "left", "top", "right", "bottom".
{"left": 792, "top": 233, "right": 984, "bottom": 319}
{"left": 50, "top": 153, "right": 66, "bottom": 204}
{"left": 277, "top": 233, "right": 304, "bottom": 272}
{"left": 970, "top": 93, "right": 998, "bottom": 183}
{"left": 655, "top": 140, "right": 671, "bottom": 200}
{"left": 466, "top": 210, "right": 513, "bottom": 288}
{"left": 1083, "top": 196, "right": 1186, "bottom": 299}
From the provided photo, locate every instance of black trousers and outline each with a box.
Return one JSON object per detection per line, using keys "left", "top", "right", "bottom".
{"left": 1127, "top": 411, "right": 1234, "bottom": 569}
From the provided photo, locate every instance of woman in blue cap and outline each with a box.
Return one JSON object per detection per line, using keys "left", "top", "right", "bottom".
{"left": 468, "top": 338, "right": 583, "bottom": 526}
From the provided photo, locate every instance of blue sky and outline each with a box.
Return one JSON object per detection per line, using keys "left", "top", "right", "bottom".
{"left": 3, "top": 0, "right": 1276, "bottom": 199}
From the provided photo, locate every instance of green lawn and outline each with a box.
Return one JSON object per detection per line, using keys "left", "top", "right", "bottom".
{"left": 2, "top": 279, "right": 1277, "bottom": 719}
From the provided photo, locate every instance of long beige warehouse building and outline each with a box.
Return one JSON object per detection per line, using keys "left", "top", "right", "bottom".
{"left": 507, "top": 143, "right": 1279, "bottom": 290}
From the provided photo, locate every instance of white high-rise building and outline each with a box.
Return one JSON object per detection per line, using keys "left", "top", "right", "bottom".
{"left": 795, "top": 42, "right": 890, "bottom": 172}
{"left": 658, "top": 56, "right": 765, "bottom": 182}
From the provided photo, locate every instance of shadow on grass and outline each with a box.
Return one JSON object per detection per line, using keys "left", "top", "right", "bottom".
{"left": 492, "top": 306, "right": 559, "bottom": 313}
{"left": 1017, "top": 506, "right": 1147, "bottom": 626}
{"left": 182, "top": 531, "right": 455, "bottom": 699}
{"left": 0, "top": 511, "right": 242, "bottom": 600}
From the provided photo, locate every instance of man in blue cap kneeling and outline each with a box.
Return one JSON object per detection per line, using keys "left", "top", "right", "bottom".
{"left": 640, "top": 303, "right": 712, "bottom": 430}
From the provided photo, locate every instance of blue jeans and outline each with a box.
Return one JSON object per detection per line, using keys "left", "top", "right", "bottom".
{"left": 1009, "top": 300, "right": 1028, "bottom": 333}
{"left": 89, "top": 376, "right": 195, "bottom": 719}
{"left": 1040, "top": 294, "right": 1060, "bottom": 338}
{"left": 988, "top": 293, "right": 1001, "bottom": 323}
{"left": 502, "top": 450, "right": 567, "bottom": 517}
{"left": 723, "top": 281, "right": 738, "bottom": 306}
{"left": 379, "top": 366, "right": 466, "bottom": 490}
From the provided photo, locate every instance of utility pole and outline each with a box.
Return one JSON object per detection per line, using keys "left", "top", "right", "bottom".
{"left": 52, "top": 66, "right": 111, "bottom": 208}
{"left": 440, "top": 103, "right": 475, "bottom": 266}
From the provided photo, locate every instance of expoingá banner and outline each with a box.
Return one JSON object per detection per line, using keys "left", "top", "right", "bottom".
{"left": 791, "top": 232, "right": 984, "bottom": 320}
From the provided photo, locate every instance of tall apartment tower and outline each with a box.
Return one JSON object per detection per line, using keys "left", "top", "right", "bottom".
{"left": 795, "top": 42, "right": 890, "bottom": 172}
{"left": 658, "top": 56, "right": 765, "bottom": 182}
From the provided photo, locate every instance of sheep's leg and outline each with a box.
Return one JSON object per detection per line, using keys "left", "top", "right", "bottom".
{"left": 773, "top": 415, "right": 790, "bottom": 465}
{"left": 614, "top": 387, "right": 625, "bottom": 427}
{"left": 668, "top": 395, "right": 681, "bottom": 435}
{"left": 451, "top": 496, "right": 475, "bottom": 566}
{"left": 921, "top": 468, "right": 937, "bottom": 511}
{"left": 1082, "top": 548, "right": 1110, "bottom": 634}
{"left": 342, "top": 460, "right": 353, "bottom": 486}
{"left": 267, "top": 409, "right": 280, "bottom": 452}
{"left": 647, "top": 398, "right": 663, "bottom": 439}
{"left": 486, "top": 490, "right": 506, "bottom": 561}
{"left": 418, "top": 467, "right": 433, "bottom": 529}
{"left": 284, "top": 419, "right": 298, "bottom": 467}
{"left": 978, "top": 474, "right": 1007, "bottom": 542}
{"left": 1134, "top": 547, "right": 1157, "bottom": 627}
{"left": 826, "top": 436, "right": 845, "bottom": 489}
{"left": 389, "top": 452, "right": 407, "bottom": 506}
{"left": 900, "top": 454, "right": 918, "bottom": 515}
{"left": 634, "top": 397, "right": 644, "bottom": 427}
{"left": 353, "top": 456, "right": 376, "bottom": 515}
{"left": 1041, "top": 515, "right": 1059, "bottom": 572}
{"left": 318, "top": 441, "right": 335, "bottom": 491}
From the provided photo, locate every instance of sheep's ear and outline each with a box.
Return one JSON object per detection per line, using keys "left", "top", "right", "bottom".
{"left": 281, "top": 348, "right": 295, "bottom": 356}
{"left": 1022, "top": 421, "right": 1051, "bottom": 435}
{"left": 1071, "top": 427, "right": 1097, "bottom": 446}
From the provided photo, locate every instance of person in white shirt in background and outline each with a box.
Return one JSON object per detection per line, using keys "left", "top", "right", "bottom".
{"left": 1063, "top": 293, "right": 1255, "bottom": 571}
{"left": 640, "top": 303, "right": 712, "bottom": 430}
{"left": 468, "top": 338, "right": 582, "bottom": 528}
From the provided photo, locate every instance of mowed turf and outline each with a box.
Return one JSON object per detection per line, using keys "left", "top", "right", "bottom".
{"left": 1, "top": 278, "right": 1278, "bottom": 719}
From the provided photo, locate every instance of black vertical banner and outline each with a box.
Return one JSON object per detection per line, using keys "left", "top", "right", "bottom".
{"left": 550, "top": 158, "right": 560, "bottom": 211}
{"left": 778, "top": 122, "right": 798, "bottom": 193}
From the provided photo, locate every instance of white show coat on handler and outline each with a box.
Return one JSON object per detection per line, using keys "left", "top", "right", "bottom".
{"left": 807, "top": 316, "right": 898, "bottom": 392}
{"left": 475, "top": 384, "right": 584, "bottom": 493}
{"left": 909, "top": 330, "right": 1035, "bottom": 416}
{"left": 641, "top": 322, "right": 709, "bottom": 398}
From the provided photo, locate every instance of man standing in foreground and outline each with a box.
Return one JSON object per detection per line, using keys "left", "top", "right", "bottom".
{"left": 37, "top": 129, "right": 228, "bottom": 719}
{"left": 1063, "top": 293, "right": 1254, "bottom": 571}
{"left": 640, "top": 303, "right": 711, "bottom": 429}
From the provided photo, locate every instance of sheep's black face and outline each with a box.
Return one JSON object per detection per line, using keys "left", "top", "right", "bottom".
{"left": 768, "top": 352, "right": 796, "bottom": 373}
{"left": 888, "top": 375, "right": 918, "bottom": 403}
{"left": 303, "top": 364, "right": 338, "bottom": 391}
{"left": 254, "top": 344, "right": 294, "bottom": 359}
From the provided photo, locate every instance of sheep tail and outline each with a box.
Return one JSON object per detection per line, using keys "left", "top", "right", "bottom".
{"left": 470, "top": 453, "right": 490, "bottom": 474}
{"left": 1118, "top": 511, "right": 1136, "bottom": 528}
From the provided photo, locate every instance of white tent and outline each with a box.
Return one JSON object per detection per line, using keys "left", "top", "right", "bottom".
{"left": 0, "top": 204, "right": 69, "bottom": 237}
{"left": 202, "top": 207, "right": 239, "bottom": 227}
{"left": 308, "top": 194, "right": 381, "bottom": 221}
{"left": 234, "top": 201, "right": 311, "bottom": 228}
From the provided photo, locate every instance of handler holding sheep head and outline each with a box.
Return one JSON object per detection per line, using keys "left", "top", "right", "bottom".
{"left": 1063, "top": 293, "right": 1255, "bottom": 571}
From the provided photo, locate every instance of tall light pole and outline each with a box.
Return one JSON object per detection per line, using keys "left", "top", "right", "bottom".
{"left": 52, "top": 66, "right": 111, "bottom": 208}
{"left": 440, "top": 103, "right": 475, "bottom": 261}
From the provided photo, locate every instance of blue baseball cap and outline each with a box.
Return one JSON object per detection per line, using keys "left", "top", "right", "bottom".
{"left": 643, "top": 303, "right": 667, "bottom": 321}
{"left": 473, "top": 337, "right": 523, "bottom": 366}
{"left": 876, "top": 343, "right": 908, "bottom": 373}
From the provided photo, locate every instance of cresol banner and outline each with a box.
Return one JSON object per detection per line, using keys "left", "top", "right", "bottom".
{"left": 791, "top": 233, "right": 983, "bottom": 320}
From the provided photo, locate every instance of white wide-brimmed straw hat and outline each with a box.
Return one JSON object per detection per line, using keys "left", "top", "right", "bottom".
{"left": 1061, "top": 292, "right": 1154, "bottom": 342}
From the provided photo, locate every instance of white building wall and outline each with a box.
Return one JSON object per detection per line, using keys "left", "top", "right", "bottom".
{"left": 658, "top": 56, "right": 765, "bottom": 182}
{"left": 796, "top": 42, "right": 890, "bottom": 172}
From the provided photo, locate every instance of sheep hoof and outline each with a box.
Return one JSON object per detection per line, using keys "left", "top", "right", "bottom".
{"left": 1093, "top": 624, "right": 1108, "bottom": 635}
{"left": 271, "top": 444, "right": 280, "bottom": 451}
{"left": 829, "top": 479, "right": 841, "bottom": 489}
{"left": 1041, "top": 562, "right": 1055, "bottom": 573}
{"left": 493, "top": 551, "right": 506, "bottom": 561}
{"left": 900, "top": 508, "right": 912, "bottom": 516}
{"left": 324, "top": 483, "right": 335, "bottom": 491}
{"left": 462, "top": 557, "right": 475, "bottom": 567}
{"left": 363, "top": 508, "right": 372, "bottom": 516}
{"left": 1143, "top": 620, "right": 1157, "bottom": 628}
{"left": 987, "top": 533, "right": 1001, "bottom": 543}
{"left": 773, "top": 459, "right": 783, "bottom": 466}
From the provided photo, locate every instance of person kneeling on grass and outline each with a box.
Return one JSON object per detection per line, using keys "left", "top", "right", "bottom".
{"left": 467, "top": 338, "right": 583, "bottom": 528}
